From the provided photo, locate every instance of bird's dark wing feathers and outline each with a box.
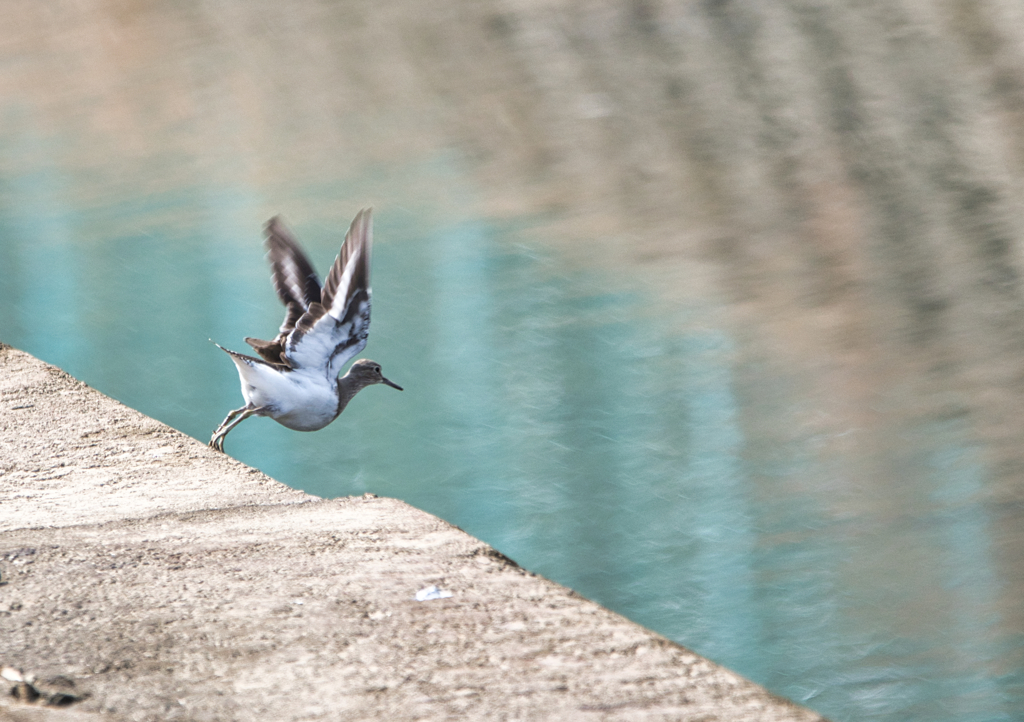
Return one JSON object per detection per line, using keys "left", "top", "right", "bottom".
{"left": 216, "top": 342, "right": 287, "bottom": 370}
{"left": 244, "top": 217, "right": 326, "bottom": 366}
{"left": 265, "top": 216, "right": 323, "bottom": 328}
{"left": 284, "top": 208, "right": 373, "bottom": 374}
{"left": 327, "top": 288, "right": 371, "bottom": 367}
{"left": 320, "top": 210, "right": 370, "bottom": 320}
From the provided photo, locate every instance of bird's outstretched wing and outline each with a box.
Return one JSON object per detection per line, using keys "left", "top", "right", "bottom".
{"left": 245, "top": 216, "right": 325, "bottom": 366}
{"left": 265, "top": 216, "right": 323, "bottom": 317}
{"left": 283, "top": 208, "right": 373, "bottom": 375}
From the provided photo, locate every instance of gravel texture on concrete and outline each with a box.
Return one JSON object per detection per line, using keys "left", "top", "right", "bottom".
{"left": 0, "top": 345, "right": 310, "bottom": 532}
{"left": 0, "top": 345, "right": 826, "bottom": 721}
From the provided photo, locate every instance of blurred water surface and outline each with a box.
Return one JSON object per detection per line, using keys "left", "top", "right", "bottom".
{"left": 1, "top": 3, "right": 1023, "bottom": 722}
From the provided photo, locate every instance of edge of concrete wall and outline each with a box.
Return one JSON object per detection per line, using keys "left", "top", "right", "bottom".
{"left": 0, "top": 344, "right": 827, "bottom": 721}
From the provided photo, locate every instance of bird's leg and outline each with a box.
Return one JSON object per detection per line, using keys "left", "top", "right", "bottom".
{"left": 209, "top": 404, "right": 261, "bottom": 452}
{"left": 214, "top": 405, "right": 246, "bottom": 430}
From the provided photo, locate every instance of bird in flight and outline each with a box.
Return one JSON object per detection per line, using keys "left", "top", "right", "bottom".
{"left": 210, "top": 208, "right": 402, "bottom": 452}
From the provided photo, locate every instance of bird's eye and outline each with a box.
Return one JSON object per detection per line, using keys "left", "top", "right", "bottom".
{"left": 374, "top": 366, "right": 381, "bottom": 374}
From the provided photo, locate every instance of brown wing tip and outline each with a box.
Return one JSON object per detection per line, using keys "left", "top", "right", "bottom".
{"left": 347, "top": 208, "right": 373, "bottom": 246}
{"left": 264, "top": 215, "right": 285, "bottom": 236}
{"left": 264, "top": 216, "right": 300, "bottom": 255}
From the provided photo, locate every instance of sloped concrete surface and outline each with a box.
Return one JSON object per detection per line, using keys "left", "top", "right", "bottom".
{"left": 0, "top": 345, "right": 826, "bottom": 721}
{"left": 0, "top": 345, "right": 310, "bottom": 532}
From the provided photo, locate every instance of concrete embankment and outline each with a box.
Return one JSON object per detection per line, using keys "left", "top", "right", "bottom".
{"left": 0, "top": 344, "right": 825, "bottom": 721}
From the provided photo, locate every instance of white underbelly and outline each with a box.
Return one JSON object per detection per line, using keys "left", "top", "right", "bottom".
{"left": 237, "top": 364, "right": 338, "bottom": 432}
{"left": 271, "top": 403, "right": 338, "bottom": 431}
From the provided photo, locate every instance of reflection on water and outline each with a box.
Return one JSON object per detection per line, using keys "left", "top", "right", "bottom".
{"left": 1, "top": 3, "right": 1023, "bottom": 721}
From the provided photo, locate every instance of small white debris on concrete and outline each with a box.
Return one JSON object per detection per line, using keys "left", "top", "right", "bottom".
{"left": 415, "top": 585, "right": 453, "bottom": 601}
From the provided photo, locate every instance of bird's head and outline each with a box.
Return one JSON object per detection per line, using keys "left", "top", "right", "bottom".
{"left": 347, "top": 359, "right": 403, "bottom": 391}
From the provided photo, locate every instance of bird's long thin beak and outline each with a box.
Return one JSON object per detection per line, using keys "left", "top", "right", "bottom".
{"left": 382, "top": 377, "right": 403, "bottom": 391}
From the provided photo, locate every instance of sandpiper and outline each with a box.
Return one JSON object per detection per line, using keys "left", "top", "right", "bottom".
{"left": 209, "top": 208, "right": 402, "bottom": 452}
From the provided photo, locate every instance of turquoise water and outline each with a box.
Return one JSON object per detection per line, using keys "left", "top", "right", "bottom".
{"left": 0, "top": 153, "right": 1020, "bottom": 721}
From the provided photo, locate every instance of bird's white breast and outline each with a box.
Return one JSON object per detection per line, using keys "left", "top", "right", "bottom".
{"left": 234, "top": 360, "right": 338, "bottom": 432}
